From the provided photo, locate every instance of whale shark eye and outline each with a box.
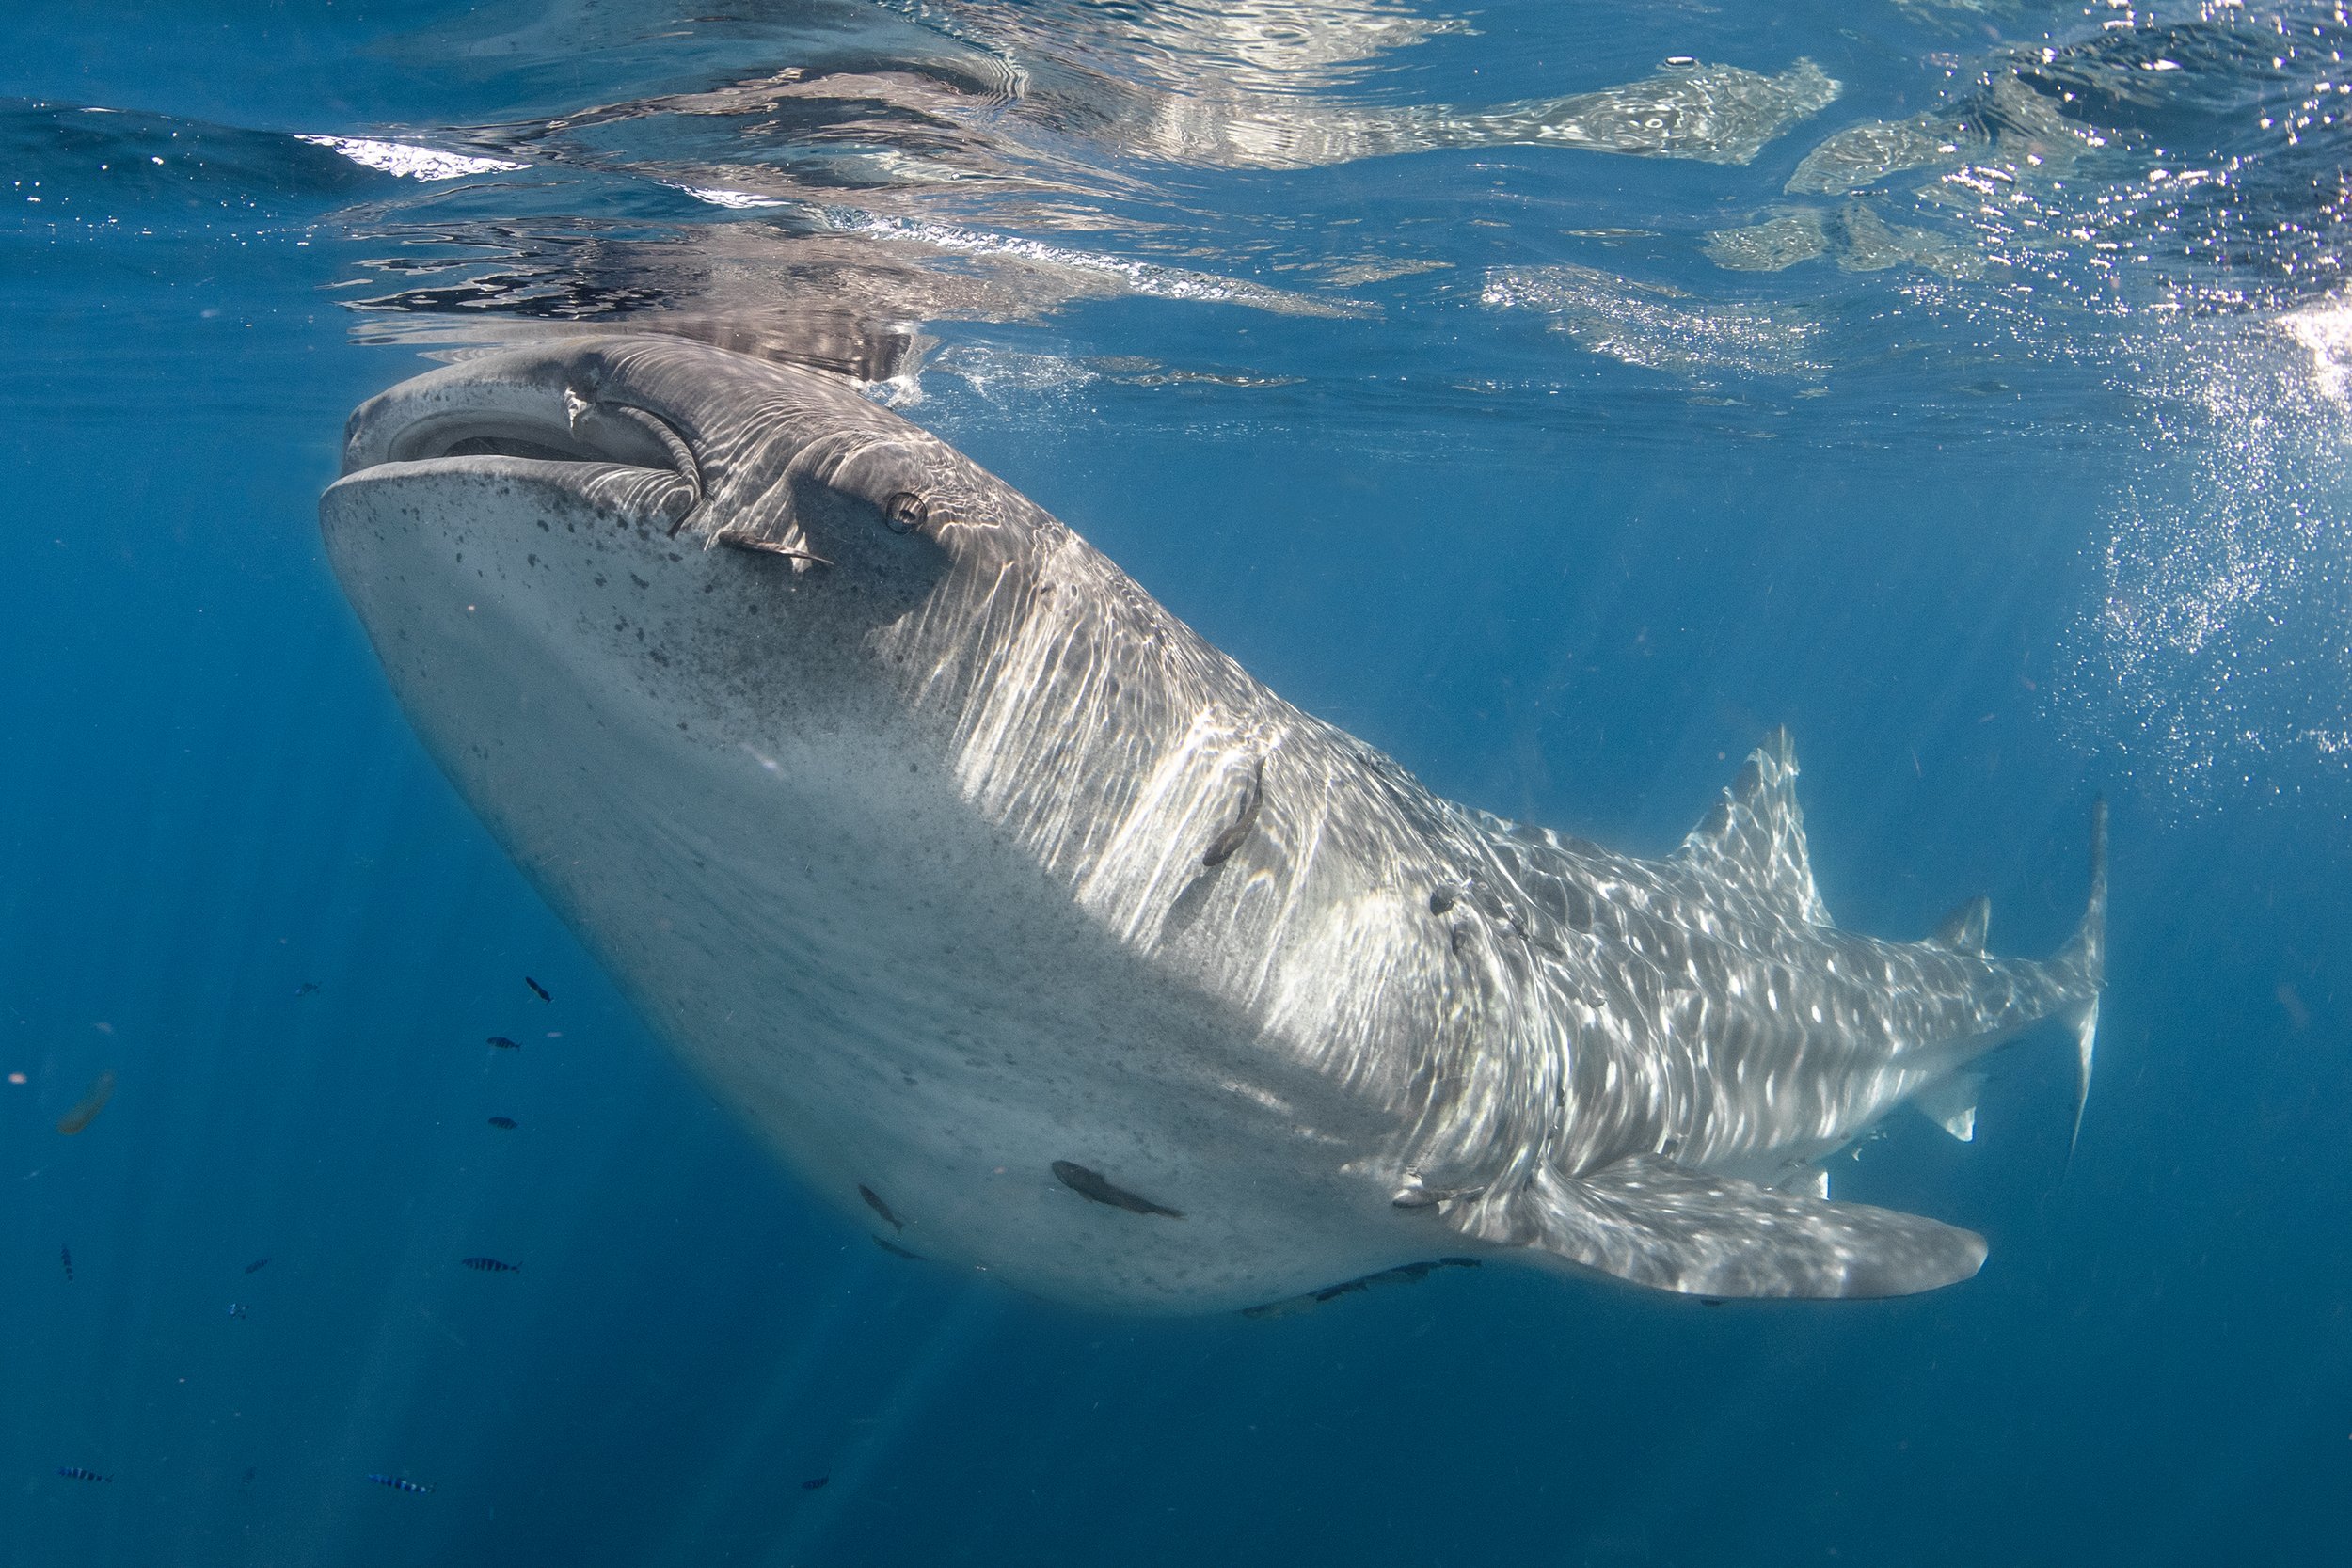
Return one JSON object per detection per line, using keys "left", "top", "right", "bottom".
{"left": 882, "top": 491, "right": 928, "bottom": 535}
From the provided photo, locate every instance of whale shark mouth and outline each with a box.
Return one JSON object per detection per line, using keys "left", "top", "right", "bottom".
{"left": 335, "top": 352, "right": 713, "bottom": 539}
{"left": 346, "top": 375, "right": 691, "bottom": 470}
{"left": 374, "top": 392, "right": 707, "bottom": 522}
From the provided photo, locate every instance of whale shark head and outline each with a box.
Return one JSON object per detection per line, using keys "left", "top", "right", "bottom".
{"left": 329, "top": 336, "right": 1058, "bottom": 712}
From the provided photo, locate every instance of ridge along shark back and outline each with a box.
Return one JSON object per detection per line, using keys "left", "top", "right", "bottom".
{"left": 320, "top": 335, "right": 2106, "bottom": 1312}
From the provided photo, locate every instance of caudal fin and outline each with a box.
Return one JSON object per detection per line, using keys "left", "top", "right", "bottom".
{"left": 2058, "top": 798, "right": 2108, "bottom": 1152}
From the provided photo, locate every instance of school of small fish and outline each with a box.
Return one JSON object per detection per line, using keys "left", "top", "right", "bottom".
{"left": 37, "top": 957, "right": 1463, "bottom": 1490}
{"left": 28, "top": 973, "right": 673, "bottom": 1498}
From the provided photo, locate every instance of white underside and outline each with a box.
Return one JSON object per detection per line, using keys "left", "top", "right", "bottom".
{"left": 324, "top": 466, "right": 1456, "bottom": 1311}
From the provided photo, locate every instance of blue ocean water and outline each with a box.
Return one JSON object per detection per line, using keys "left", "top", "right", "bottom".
{"left": 4, "top": 2, "right": 2349, "bottom": 1563}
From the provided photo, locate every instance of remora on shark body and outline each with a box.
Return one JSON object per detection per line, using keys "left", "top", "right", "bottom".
{"left": 320, "top": 336, "right": 2105, "bottom": 1311}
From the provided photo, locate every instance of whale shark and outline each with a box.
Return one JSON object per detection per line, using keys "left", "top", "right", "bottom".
{"left": 321, "top": 335, "right": 2105, "bottom": 1311}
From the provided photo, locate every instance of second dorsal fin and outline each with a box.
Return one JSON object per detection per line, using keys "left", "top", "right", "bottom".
{"left": 1674, "top": 728, "right": 1830, "bottom": 927}
{"left": 1930, "top": 895, "right": 1991, "bottom": 955}
{"left": 1912, "top": 1071, "right": 1984, "bottom": 1142}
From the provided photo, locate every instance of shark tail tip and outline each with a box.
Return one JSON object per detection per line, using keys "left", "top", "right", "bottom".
{"left": 2063, "top": 797, "right": 2107, "bottom": 1156}
{"left": 2066, "top": 993, "right": 2100, "bottom": 1158}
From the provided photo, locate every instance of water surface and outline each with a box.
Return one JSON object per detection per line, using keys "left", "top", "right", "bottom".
{"left": 3, "top": 3, "right": 2348, "bottom": 1564}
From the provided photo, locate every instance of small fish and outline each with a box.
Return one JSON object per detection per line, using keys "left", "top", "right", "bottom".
{"left": 367, "top": 1473, "right": 433, "bottom": 1495}
{"left": 60, "top": 1243, "right": 72, "bottom": 1282}
{"left": 486, "top": 1116, "right": 517, "bottom": 1131}
{"left": 294, "top": 981, "right": 321, "bottom": 998}
{"left": 1242, "top": 1258, "right": 1479, "bottom": 1319}
{"left": 227, "top": 1302, "right": 247, "bottom": 1319}
{"left": 857, "top": 1184, "right": 903, "bottom": 1231}
{"left": 241, "top": 1466, "right": 256, "bottom": 1484}
{"left": 524, "top": 976, "right": 551, "bottom": 1003}
{"left": 486, "top": 1036, "right": 520, "bottom": 1050}
{"left": 56, "top": 1467, "right": 109, "bottom": 1482}
{"left": 1301, "top": 1257, "right": 1472, "bottom": 1304}
{"left": 1050, "top": 1160, "right": 1184, "bottom": 1219}
{"left": 56, "top": 1069, "right": 116, "bottom": 1135}
{"left": 801, "top": 1476, "right": 830, "bottom": 1492}
{"left": 460, "top": 1256, "right": 518, "bottom": 1273}
{"left": 244, "top": 1258, "right": 270, "bottom": 1275}
{"left": 871, "top": 1235, "right": 923, "bottom": 1260}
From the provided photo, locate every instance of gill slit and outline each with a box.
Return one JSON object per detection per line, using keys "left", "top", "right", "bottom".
{"left": 594, "top": 401, "right": 704, "bottom": 534}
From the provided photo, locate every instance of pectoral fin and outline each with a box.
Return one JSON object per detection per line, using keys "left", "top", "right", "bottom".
{"left": 1445, "top": 1154, "right": 1987, "bottom": 1299}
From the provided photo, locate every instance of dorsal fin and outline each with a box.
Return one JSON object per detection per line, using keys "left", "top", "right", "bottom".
{"left": 1930, "top": 895, "right": 1990, "bottom": 955}
{"left": 1674, "top": 728, "right": 1830, "bottom": 926}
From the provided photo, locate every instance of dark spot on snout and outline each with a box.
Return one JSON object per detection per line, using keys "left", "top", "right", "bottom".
{"left": 1051, "top": 1160, "right": 1184, "bottom": 1218}
{"left": 1428, "top": 887, "right": 1459, "bottom": 915}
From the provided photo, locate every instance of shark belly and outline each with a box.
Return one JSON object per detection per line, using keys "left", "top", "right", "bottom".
{"left": 325, "top": 462, "right": 1426, "bottom": 1312}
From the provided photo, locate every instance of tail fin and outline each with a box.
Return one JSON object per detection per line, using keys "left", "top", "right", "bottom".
{"left": 2058, "top": 798, "right": 2108, "bottom": 1154}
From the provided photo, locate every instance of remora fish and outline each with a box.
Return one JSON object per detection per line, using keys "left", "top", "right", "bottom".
{"left": 321, "top": 337, "right": 2106, "bottom": 1309}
